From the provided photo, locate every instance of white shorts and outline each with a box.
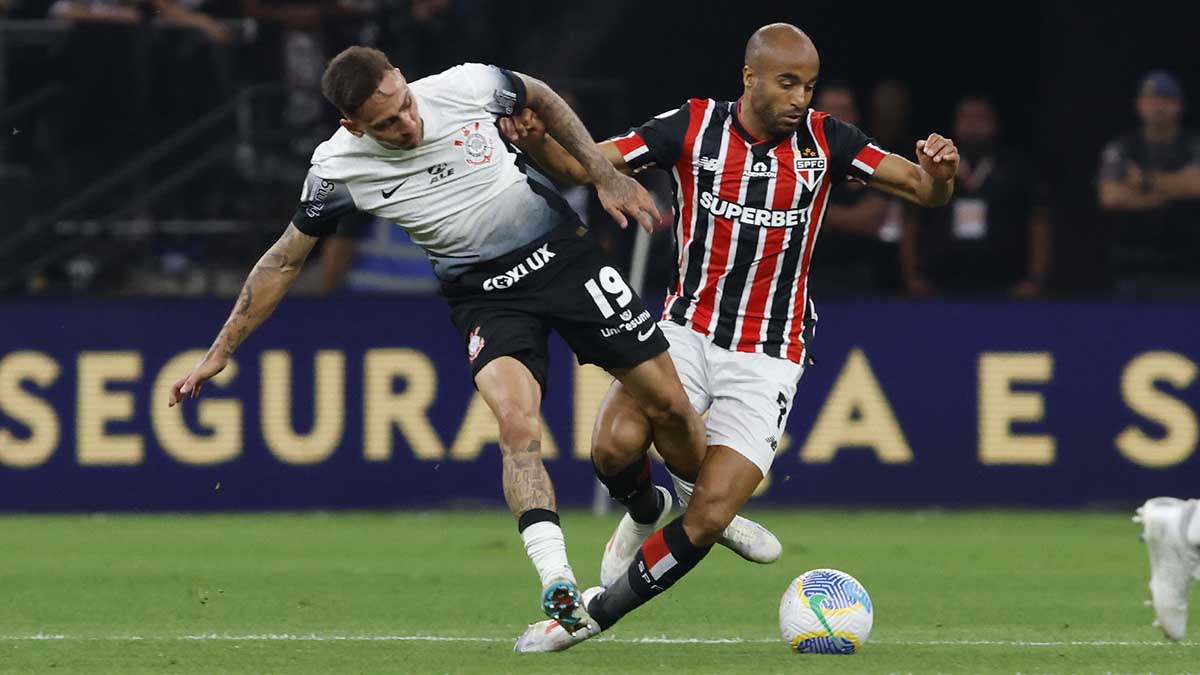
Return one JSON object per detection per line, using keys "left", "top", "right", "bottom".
{"left": 660, "top": 321, "right": 807, "bottom": 477}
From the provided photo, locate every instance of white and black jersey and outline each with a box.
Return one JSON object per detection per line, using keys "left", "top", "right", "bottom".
{"left": 292, "top": 63, "right": 573, "bottom": 280}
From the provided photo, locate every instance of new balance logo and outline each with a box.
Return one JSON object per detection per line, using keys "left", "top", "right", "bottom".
{"left": 482, "top": 244, "right": 556, "bottom": 291}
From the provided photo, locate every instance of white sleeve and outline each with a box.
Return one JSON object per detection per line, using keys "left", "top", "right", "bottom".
{"left": 442, "top": 63, "right": 526, "bottom": 116}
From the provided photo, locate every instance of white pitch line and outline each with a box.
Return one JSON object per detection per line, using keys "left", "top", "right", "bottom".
{"left": 875, "top": 639, "right": 1196, "bottom": 647}
{"left": 0, "top": 634, "right": 1193, "bottom": 647}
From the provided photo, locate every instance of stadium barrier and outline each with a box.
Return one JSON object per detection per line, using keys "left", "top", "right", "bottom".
{"left": 1, "top": 297, "right": 1196, "bottom": 510}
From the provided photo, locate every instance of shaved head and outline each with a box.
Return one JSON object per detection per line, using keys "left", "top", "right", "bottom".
{"left": 741, "top": 23, "right": 821, "bottom": 140}
{"left": 744, "top": 23, "right": 816, "bottom": 71}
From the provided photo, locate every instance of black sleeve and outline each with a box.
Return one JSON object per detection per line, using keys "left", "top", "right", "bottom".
{"left": 291, "top": 171, "right": 358, "bottom": 237}
{"left": 821, "top": 114, "right": 887, "bottom": 185}
{"left": 490, "top": 67, "right": 528, "bottom": 116}
{"left": 610, "top": 100, "right": 694, "bottom": 172}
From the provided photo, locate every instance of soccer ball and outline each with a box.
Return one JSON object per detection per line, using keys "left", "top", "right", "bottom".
{"left": 779, "top": 568, "right": 873, "bottom": 654}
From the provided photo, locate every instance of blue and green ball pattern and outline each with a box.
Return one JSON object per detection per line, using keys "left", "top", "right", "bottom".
{"left": 779, "top": 568, "right": 873, "bottom": 655}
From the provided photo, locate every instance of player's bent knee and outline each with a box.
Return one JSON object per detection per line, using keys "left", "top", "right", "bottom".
{"left": 591, "top": 431, "right": 645, "bottom": 475}
{"left": 591, "top": 409, "right": 651, "bottom": 473}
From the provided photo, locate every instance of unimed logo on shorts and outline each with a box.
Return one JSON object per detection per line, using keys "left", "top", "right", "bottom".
{"left": 482, "top": 244, "right": 556, "bottom": 291}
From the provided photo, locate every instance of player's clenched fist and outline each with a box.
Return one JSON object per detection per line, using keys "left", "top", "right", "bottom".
{"left": 915, "top": 133, "right": 959, "bottom": 182}
{"left": 499, "top": 108, "right": 547, "bottom": 144}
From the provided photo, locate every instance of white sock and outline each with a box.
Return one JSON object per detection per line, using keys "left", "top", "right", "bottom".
{"left": 666, "top": 468, "right": 694, "bottom": 507}
{"left": 521, "top": 521, "right": 576, "bottom": 588}
{"left": 1188, "top": 499, "right": 1200, "bottom": 547}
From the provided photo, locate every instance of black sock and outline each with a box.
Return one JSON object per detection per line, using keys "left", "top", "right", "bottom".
{"left": 594, "top": 454, "right": 662, "bottom": 524}
{"left": 587, "top": 515, "right": 712, "bottom": 630}
{"left": 516, "top": 508, "right": 559, "bottom": 533}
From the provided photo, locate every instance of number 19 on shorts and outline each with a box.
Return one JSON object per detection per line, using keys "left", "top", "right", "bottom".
{"left": 583, "top": 266, "right": 633, "bottom": 318}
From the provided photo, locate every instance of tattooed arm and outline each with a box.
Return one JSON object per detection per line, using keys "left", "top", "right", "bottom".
{"left": 509, "top": 71, "right": 661, "bottom": 232}
{"left": 499, "top": 108, "right": 627, "bottom": 185}
{"left": 168, "top": 224, "right": 319, "bottom": 406}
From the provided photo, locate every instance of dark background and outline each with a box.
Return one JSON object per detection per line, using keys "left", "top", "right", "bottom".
{"left": 580, "top": 1, "right": 1199, "bottom": 293}
{"left": 1, "top": 0, "right": 1197, "bottom": 295}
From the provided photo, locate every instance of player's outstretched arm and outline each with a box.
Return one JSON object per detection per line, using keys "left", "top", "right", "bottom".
{"left": 508, "top": 72, "right": 659, "bottom": 232}
{"left": 167, "top": 224, "right": 318, "bottom": 406}
{"left": 869, "top": 133, "right": 959, "bottom": 207}
{"left": 499, "top": 108, "right": 628, "bottom": 186}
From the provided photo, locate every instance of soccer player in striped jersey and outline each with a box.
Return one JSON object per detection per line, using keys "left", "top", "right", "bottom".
{"left": 506, "top": 23, "right": 960, "bottom": 651}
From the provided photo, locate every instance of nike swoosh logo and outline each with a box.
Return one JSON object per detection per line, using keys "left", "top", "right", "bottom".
{"left": 636, "top": 326, "right": 655, "bottom": 342}
{"left": 808, "top": 592, "right": 850, "bottom": 651}
{"left": 381, "top": 179, "right": 408, "bottom": 199}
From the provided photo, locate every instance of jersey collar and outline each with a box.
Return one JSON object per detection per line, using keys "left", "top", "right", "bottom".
{"left": 732, "top": 98, "right": 795, "bottom": 149}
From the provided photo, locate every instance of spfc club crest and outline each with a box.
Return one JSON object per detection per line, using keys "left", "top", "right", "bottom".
{"left": 794, "top": 156, "right": 827, "bottom": 190}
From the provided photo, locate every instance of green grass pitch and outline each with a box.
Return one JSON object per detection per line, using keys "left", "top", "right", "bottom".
{"left": 0, "top": 509, "right": 1195, "bottom": 674}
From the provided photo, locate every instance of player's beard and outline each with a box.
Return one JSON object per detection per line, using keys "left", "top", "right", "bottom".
{"left": 772, "top": 108, "right": 804, "bottom": 136}
{"left": 749, "top": 95, "right": 800, "bottom": 140}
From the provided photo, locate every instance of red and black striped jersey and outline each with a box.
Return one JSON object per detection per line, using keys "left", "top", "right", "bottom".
{"left": 611, "top": 98, "right": 888, "bottom": 363}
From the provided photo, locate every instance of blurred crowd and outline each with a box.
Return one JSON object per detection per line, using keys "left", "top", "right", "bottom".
{"left": 802, "top": 71, "right": 1200, "bottom": 302}
{"left": 1, "top": 1, "right": 1198, "bottom": 300}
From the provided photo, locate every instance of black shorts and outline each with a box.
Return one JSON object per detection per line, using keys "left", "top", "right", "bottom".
{"left": 442, "top": 225, "right": 669, "bottom": 393}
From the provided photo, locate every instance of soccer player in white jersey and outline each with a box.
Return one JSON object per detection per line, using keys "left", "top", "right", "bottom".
{"left": 1135, "top": 497, "right": 1200, "bottom": 640}
{"left": 503, "top": 24, "right": 962, "bottom": 651}
{"left": 166, "top": 46, "right": 727, "bottom": 631}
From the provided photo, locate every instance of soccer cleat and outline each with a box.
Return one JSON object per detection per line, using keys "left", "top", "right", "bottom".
{"left": 600, "top": 486, "right": 781, "bottom": 587}
{"left": 600, "top": 486, "right": 673, "bottom": 588}
{"left": 720, "top": 515, "right": 783, "bottom": 565}
{"left": 540, "top": 578, "right": 592, "bottom": 633}
{"left": 515, "top": 586, "right": 604, "bottom": 653}
{"left": 1135, "top": 497, "right": 1200, "bottom": 641}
